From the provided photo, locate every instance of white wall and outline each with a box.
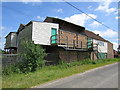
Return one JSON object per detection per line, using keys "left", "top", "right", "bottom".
{"left": 11, "top": 33, "right": 17, "bottom": 47}
{"left": 32, "top": 22, "right": 59, "bottom": 45}
{"left": 5, "top": 33, "right": 17, "bottom": 48}
{"left": 93, "top": 39, "right": 107, "bottom": 53}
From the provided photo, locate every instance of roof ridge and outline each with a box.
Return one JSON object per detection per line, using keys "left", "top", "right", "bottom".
{"left": 44, "top": 16, "right": 85, "bottom": 29}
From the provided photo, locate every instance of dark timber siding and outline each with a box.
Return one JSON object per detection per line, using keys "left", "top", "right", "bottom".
{"left": 44, "top": 46, "right": 90, "bottom": 63}
{"left": 58, "top": 48, "right": 90, "bottom": 62}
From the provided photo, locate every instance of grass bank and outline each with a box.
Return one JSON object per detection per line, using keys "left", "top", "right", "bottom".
{"left": 2, "top": 58, "right": 119, "bottom": 88}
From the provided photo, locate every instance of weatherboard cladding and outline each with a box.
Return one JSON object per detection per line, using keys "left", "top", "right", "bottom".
{"left": 17, "top": 23, "right": 32, "bottom": 53}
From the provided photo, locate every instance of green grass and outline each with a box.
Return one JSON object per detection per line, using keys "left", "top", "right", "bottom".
{"left": 2, "top": 58, "right": 120, "bottom": 88}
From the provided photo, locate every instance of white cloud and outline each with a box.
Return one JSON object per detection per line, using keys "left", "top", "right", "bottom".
{"left": 21, "top": 0, "right": 43, "bottom": 5}
{"left": 88, "top": 6, "right": 93, "bottom": 10}
{"left": 89, "top": 21, "right": 101, "bottom": 28}
{"left": 64, "top": 13, "right": 97, "bottom": 26}
{"left": 35, "top": 16, "right": 44, "bottom": 21}
{"left": 21, "top": 0, "right": 43, "bottom": 2}
{"left": 93, "top": 29, "right": 118, "bottom": 38}
{"left": 54, "top": 16, "right": 59, "bottom": 18}
{"left": 95, "top": 0, "right": 117, "bottom": 14}
{"left": 112, "top": 42, "right": 118, "bottom": 50}
{"left": 115, "top": 16, "right": 120, "bottom": 19}
{"left": 56, "top": 9, "right": 63, "bottom": 13}
{"left": 106, "top": 8, "right": 117, "bottom": 13}
{"left": 0, "top": 26, "right": 5, "bottom": 30}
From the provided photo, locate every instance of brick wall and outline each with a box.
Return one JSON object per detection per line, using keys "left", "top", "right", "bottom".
{"left": 78, "top": 35, "right": 87, "bottom": 48}
{"left": 59, "top": 50, "right": 77, "bottom": 62}
{"left": 58, "top": 30, "right": 87, "bottom": 49}
{"left": 107, "top": 42, "right": 114, "bottom": 58}
{"left": 77, "top": 51, "right": 90, "bottom": 60}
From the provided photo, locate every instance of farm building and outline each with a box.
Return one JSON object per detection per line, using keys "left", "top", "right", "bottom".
{"left": 4, "top": 32, "right": 17, "bottom": 54}
{"left": 4, "top": 17, "right": 114, "bottom": 63}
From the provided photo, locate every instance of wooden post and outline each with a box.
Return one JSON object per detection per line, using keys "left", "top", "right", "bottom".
{"left": 81, "top": 41, "right": 82, "bottom": 48}
{"left": 66, "top": 36, "right": 68, "bottom": 48}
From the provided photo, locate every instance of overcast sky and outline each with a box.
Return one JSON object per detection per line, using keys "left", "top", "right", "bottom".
{"left": 0, "top": 0, "right": 119, "bottom": 50}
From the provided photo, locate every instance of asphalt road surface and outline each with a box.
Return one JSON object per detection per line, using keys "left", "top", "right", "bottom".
{"left": 35, "top": 63, "right": 118, "bottom": 88}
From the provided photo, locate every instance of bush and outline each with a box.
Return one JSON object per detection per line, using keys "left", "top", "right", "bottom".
{"left": 2, "top": 41, "right": 47, "bottom": 75}
{"left": 2, "top": 65, "right": 15, "bottom": 75}
{"left": 18, "top": 41, "right": 47, "bottom": 73}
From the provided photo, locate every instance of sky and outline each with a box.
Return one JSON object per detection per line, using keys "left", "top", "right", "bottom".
{"left": 0, "top": 0, "right": 119, "bottom": 50}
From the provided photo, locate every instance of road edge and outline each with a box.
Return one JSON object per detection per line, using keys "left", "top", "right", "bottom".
{"left": 33, "top": 62, "right": 118, "bottom": 88}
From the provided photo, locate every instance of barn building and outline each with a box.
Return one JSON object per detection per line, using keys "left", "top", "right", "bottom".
{"left": 5, "top": 17, "right": 114, "bottom": 63}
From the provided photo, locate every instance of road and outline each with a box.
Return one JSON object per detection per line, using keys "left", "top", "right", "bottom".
{"left": 35, "top": 63, "right": 118, "bottom": 88}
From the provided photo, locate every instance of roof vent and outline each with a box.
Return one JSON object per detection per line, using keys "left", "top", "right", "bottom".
{"left": 97, "top": 34, "right": 99, "bottom": 36}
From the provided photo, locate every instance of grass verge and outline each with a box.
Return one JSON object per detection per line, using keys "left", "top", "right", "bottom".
{"left": 2, "top": 58, "right": 120, "bottom": 88}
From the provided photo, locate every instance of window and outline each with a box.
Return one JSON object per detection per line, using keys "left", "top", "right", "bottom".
{"left": 51, "top": 28, "right": 57, "bottom": 44}
{"left": 98, "top": 41, "right": 104, "bottom": 46}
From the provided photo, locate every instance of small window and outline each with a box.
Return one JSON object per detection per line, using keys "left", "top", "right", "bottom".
{"left": 98, "top": 42, "right": 104, "bottom": 46}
